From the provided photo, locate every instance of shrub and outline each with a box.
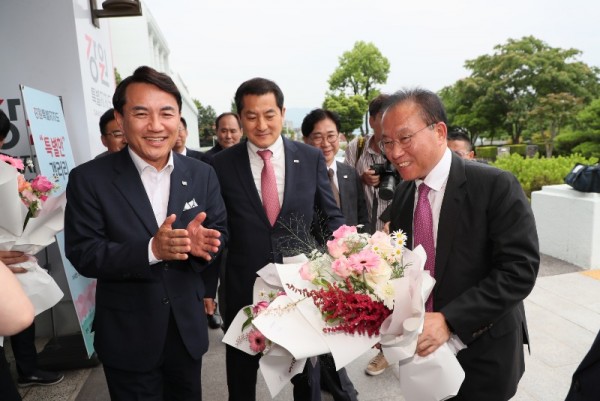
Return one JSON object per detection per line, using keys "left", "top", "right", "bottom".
{"left": 491, "top": 153, "right": 599, "bottom": 198}
{"left": 505, "top": 144, "right": 527, "bottom": 157}
{"left": 476, "top": 146, "right": 497, "bottom": 161}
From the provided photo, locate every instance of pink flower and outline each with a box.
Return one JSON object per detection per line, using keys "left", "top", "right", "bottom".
{"left": 331, "top": 256, "right": 352, "bottom": 278}
{"left": 348, "top": 249, "right": 381, "bottom": 273}
{"left": 31, "top": 175, "right": 54, "bottom": 193}
{"left": 252, "top": 301, "right": 269, "bottom": 315}
{"left": 332, "top": 225, "right": 357, "bottom": 240}
{"left": 248, "top": 329, "right": 267, "bottom": 353}
{"left": 300, "top": 261, "right": 316, "bottom": 281}
{"left": 327, "top": 238, "right": 348, "bottom": 258}
{"left": 0, "top": 154, "right": 24, "bottom": 170}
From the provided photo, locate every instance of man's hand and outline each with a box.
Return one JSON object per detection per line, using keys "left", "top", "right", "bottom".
{"left": 416, "top": 312, "right": 451, "bottom": 357}
{"left": 152, "top": 214, "right": 192, "bottom": 261}
{"left": 204, "top": 298, "right": 216, "bottom": 315}
{"left": 187, "top": 212, "right": 221, "bottom": 261}
{"left": 361, "top": 168, "right": 380, "bottom": 187}
{"left": 0, "top": 251, "right": 29, "bottom": 273}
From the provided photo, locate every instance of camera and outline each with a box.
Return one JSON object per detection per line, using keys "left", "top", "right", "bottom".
{"left": 370, "top": 160, "right": 400, "bottom": 201}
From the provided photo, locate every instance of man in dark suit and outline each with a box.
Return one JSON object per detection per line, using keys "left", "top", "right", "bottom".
{"left": 380, "top": 89, "right": 539, "bottom": 400}
{"left": 565, "top": 329, "right": 600, "bottom": 401}
{"left": 95, "top": 108, "right": 127, "bottom": 159}
{"left": 174, "top": 116, "right": 205, "bottom": 161}
{"left": 212, "top": 78, "right": 345, "bottom": 401}
{"left": 65, "top": 66, "right": 227, "bottom": 401}
{"left": 203, "top": 113, "right": 243, "bottom": 162}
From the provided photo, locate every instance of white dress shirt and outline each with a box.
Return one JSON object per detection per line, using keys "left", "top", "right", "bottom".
{"left": 247, "top": 136, "right": 285, "bottom": 207}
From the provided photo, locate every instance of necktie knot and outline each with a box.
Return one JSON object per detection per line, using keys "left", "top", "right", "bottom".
{"left": 328, "top": 168, "right": 335, "bottom": 178}
{"left": 418, "top": 182, "right": 431, "bottom": 198}
{"left": 257, "top": 149, "right": 272, "bottom": 161}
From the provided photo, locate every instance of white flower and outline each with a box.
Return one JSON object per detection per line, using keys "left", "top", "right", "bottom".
{"left": 374, "top": 281, "right": 395, "bottom": 309}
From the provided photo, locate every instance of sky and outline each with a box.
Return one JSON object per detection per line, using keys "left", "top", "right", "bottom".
{"left": 142, "top": 0, "right": 599, "bottom": 120}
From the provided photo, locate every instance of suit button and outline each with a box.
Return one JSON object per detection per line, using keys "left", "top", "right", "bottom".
{"left": 163, "top": 263, "right": 169, "bottom": 271}
{"left": 162, "top": 297, "right": 169, "bottom": 305}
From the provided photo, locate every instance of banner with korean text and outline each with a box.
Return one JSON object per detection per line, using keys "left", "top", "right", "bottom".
{"left": 20, "top": 86, "right": 96, "bottom": 357}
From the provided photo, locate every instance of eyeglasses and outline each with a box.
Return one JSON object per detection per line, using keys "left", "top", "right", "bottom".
{"left": 309, "top": 132, "right": 339, "bottom": 145}
{"left": 379, "top": 123, "right": 436, "bottom": 152}
{"left": 105, "top": 130, "right": 124, "bottom": 139}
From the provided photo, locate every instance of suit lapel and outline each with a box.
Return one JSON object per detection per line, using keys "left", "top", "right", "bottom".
{"left": 280, "top": 138, "right": 298, "bottom": 219}
{"left": 336, "top": 162, "right": 350, "bottom": 213}
{"left": 112, "top": 150, "right": 158, "bottom": 236}
{"left": 167, "top": 154, "right": 190, "bottom": 228}
{"left": 391, "top": 181, "right": 416, "bottom": 245}
{"left": 435, "top": 154, "right": 467, "bottom": 284}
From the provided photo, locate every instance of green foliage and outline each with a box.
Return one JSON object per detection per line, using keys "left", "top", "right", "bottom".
{"left": 114, "top": 67, "right": 122, "bottom": 86}
{"left": 327, "top": 41, "right": 390, "bottom": 135}
{"left": 322, "top": 93, "right": 368, "bottom": 138}
{"left": 475, "top": 146, "right": 498, "bottom": 161}
{"left": 505, "top": 144, "right": 527, "bottom": 157}
{"left": 441, "top": 36, "right": 600, "bottom": 145}
{"left": 193, "top": 98, "right": 217, "bottom": 146}
{"left": 491, "top": 153, "right": 599, "bottom": 198}
{"left": 572, "top": 142, "right": 600, "bottom": 158}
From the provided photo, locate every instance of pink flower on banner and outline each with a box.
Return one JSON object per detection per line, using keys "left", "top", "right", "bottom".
{"left": 248, "top": 329, "right": 267, "bottom": 353}
{"left": 332, "top": 225, "right": 357, "bottom": 240}
{"left": 252, "top": 300, "right": 269, "bottom": 315}
{"left": 348, "top": 249, "right": 381, "bottom": 273}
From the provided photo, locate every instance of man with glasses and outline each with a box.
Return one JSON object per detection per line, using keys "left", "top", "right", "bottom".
{"left": 381, "top": 88, "right": 539, "bottom": 400}
{"left": 95, "top": 108, "right": 127, "bottom": 158}
{"left": 446, "top": 128, "right": 475, "bottom": 160}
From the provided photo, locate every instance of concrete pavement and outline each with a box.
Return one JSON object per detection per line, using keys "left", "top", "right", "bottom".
{"left": 8, "top": 254, "right": 600, "bottom": 401}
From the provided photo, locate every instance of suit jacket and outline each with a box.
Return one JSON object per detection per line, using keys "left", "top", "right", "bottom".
{"left": 336, "top": 161, "right": 369, "bottom": 228}
{"left": 212, "top": 138, "right": 345, "bottom": 325}
{"left": 202, "top": 143, "right": 224, "bottom": 163}
{"left": 65, "top": 148, "right": 227, "bottom": 372}
{"left": 390, "top": 153, "right": 539, "bottom": 399}
{"left": 565, "top": 329, "right": 600, "bottom": 401}
{"left": 186, "top": 148, "right": 207, "bottom": 162}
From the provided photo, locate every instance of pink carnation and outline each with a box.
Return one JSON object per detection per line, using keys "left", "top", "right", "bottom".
{"left": 348, "top": 249, "right": 381, "bottom": 273}
{"left": 332, "top": 225, "right": 357, "bottom": 240}
{"left": 31, "top": 175, "right": 54, "bottom": 193}
{"left": 327, "top": 238, "right": 348, "bottom": 258}
{"left": 252, "top": 301, "right": 269, "bottom": 315}
{"left": 331, "top": 256, "right": 352, "bottom": 278}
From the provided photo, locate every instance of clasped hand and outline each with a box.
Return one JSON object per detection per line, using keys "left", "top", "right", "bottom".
{"left": 152, "top": 212, "right": 221, "bottom": 262}
{"left": 0, "top": 250, "right": 29, "bottom": 273}
{"left": 416, "top": 312, "right": 451, "bottom": 357}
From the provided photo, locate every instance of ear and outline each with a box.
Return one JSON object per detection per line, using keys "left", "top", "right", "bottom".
{"left": 436, "top": 122, "right": 448, "bottom": 142}
{"left": 302, "top": 136, "right": 309, "bottom": 144}
{"left": 100, "top": 135, "right": 108, "bottom": 147}
{"left": 114, "top": 110, "right": 124, "bottom": 131}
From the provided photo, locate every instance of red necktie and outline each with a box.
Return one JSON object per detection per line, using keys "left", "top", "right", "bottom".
{"left": 257, "top": 150, "right": 280, "bottom": 226}
{"left": 414, "top": 183, "right": 435, "bottom": 312}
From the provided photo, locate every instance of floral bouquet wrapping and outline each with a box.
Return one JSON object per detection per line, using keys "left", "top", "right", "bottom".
{"left": 223, "top": 225, "right": 465, "bottom": 400}
{"left": 0, "top": 156, "right": 64, "bottom": 318}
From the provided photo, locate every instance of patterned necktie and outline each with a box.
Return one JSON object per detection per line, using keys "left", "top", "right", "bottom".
{"left": 257, "top": 150, "right": 280, "bottom": 226}
{"left": 328, "top": 168, "right": 341, "bottom": 208}
{"left": 414, "top": 183, "right": 435, "bottom": 312}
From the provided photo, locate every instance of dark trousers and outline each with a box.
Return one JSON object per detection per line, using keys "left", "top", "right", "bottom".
{"left": 103, "top": 314, "right": 202, "bottom": 401}
{"left": 10, "top": 323, "right": 37, "bottom": 377}
{"left": 0, "top": 346, "right": 21, "bottom": 401}
{"left": 226, "top": 344, "right": 321, "bottom": 401}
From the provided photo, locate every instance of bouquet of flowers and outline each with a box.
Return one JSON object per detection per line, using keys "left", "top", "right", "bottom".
{"left": 0, "top": 155, "right": 64, "bottom": 318}
{"left": 224, "top": 225, "right": 465, "bottom": 400}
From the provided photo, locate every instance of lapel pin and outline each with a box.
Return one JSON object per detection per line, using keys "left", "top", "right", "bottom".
{"left": 343, "top": 175, "right": 348, "bottom": 179}
{"left": 294, "top": 160, "right": 300, "bottom": 163}
{"left": 182, "top": 181, "right": 188, "bottom": 186}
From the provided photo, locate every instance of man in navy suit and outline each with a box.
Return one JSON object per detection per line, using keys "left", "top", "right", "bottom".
{"left": 212, "top": 78, "right": 344, "bottom": 401}
{"left": 565, "top": 329, "right": 600, "bottom": 401}
{"left": 381, "top": 89, "right": 539, "bottom": 400}
{"left": 65, "top": 66, "right": 227, "bottom": 401}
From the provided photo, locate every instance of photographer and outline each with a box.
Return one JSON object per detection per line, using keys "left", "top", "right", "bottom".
{"left": 345, "top": 94, "right": 399, "bottom": 234}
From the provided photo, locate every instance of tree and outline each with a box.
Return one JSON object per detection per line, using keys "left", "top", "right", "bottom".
{"left": 322, "top": 93, "right": 367, "bottom": 139}
{"left": 555, "top": 98, "right": 600, "bottom": 158}
{"left": 444, "top": 36, "right": 600, "bottom": 145}
{"left": 529, "top": 93, "right": 583, "bottom": 157}
{"left": 193, "top": 98, "right": 217, "bottom": 146}
{"left": 325, "top": 41, "right": 390, "bottom": 135}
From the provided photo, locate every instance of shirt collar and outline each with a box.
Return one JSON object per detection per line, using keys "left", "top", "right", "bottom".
{"left": 328, "top": 159, "right": 338, "bottom": 172}
{"left": 128, "top": 147, "right": 175, "bottom": 175}
{"left": 247, "top": 135, "right": 284, "bottom": 159}
{"left": 416, "top": 148, "right": 452, "bottom": 192}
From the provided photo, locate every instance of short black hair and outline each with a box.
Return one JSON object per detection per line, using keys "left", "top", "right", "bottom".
{"left": 301, "top": 108, "right": 341, "bottom": 137}
{"left": 180, "top": 116, "right": 187, "bottom": 129}
{"left": 99, "top": 108, "right": 115, "bottom": 136}
{"left": 447, "top": 127, "right": 473, "bottom": 151}
{"left": 368, "top": 94, "right": 390, "bottom": 117}
{"left": 215, "top": 112, "right": 241, "bottom": 130}
{"left": 382, "top": 88, "right": 447, "bottom": 126}
{"left": 113, "top": 66, "right": 182, "bottom": 114}
{"left": 235, "top": 78, "right": 284, "bottom": 114}
{"left": 0, "top": 109, "right": 10, "bottom": 140}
